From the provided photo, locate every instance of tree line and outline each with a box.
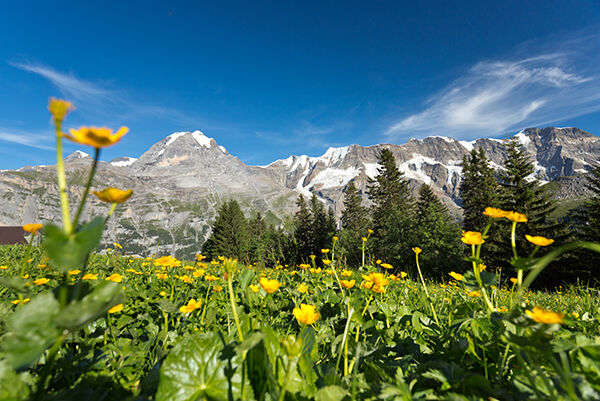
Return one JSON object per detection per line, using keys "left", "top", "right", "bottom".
{"left": 203, "top": 139, "right": 600, "bottom": 286}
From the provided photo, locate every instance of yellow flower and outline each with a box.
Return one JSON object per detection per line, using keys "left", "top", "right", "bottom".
{"left": 250, "top": 284, "right": 260, "bottom": 293}
{"left": 525, "top": 306, "right": 564, "bottom": 324}
{"left": 341, "top": 269, "right": 353, "bottom": 277}
{"left": 48, "top": 98, "right": 75, "bottom": 122}
{"left": 376, "top": 259, "right": 382, "bottom": 264}
{"left": 298, "top": 263, "right": 310, "bottom": 269}
{"left": 33, "top": 278, "right": 50, "bottom": 285}
{"left": 361, "top": 237, "right": 367, "bottom": 242}
{"left": 509, "top": 278, "right": 518, "bottom": 285}
{"left": 113, "top": 242, "right": 123, "bottom": 249}
{"left": 309, "top": 268, "right": 322, "bottom": 274}
{"left": 483, "top": 207, "right": 508, "bottom": 219}
{"left": 449, "top": 271, "right": 463, "bottom": 281}
{"left": 23, "top": 223, "right": 43, "bottom": 234}
{"left": 400, "top": 271, "right": 408, "bottom": 278}
{"left": 322, "top": 259, "right": 332, "bottom": 266}
{"left": 82, "top": 273, "right": 98, "bottom": 280}
{"left": 525, "top": 235, "right": 554, "bottom": 247}
{"left": 106, "top": 273, "right": 123, "bottom": 283}
{"left": 93, "top": 188, "right": 133, "bottom": 203}
{"left": 179, "top": 275, "right": 194, "bottom": 284}
{"left": 297, "top": 283, "right": 309, "bottom": 293}
{"left": 260, "top": 277, "right": 281, "bottom": 294}
{"left": 332, "top": 236, "right": 338, "bottom": 241}
{"left": 461, "top": 231, "right": 485, "bottom": 245}
{"left": 159, "top": 291, "right": 167, "bottom": 297}
{"left": 213, "top": 285, "right": 223, "bottom": 292}
{"left": 505, "top": 211, "right": 527, "bottom": 223}
{"left": 0, "top": 265, "right": 8, "bottom": 270}
{"left": 68, "top": 269, "right": 81, "bottom": 275}
{"left": 380, "top": 263, "right": 393, "bottom": 269}
{"left": 340, "top": 279, "right": 355, "bottom": 289}
{"left": 478, "top": 264, "right": 487, "bottom": 271}
{"left": 180, "top": 298, "right": 202, "bottom": 314}
{"left": 205, "top": 275, "right": 218, "bottom": 282}
{"left": 362, "top": 272, "right": 389, "bottom": 292}
{"left": 293, "top": 304, "right": 320, "bottom": 325}
{"left": 195, "top": 254, "right": 206, "bottom": 261}
{"left": 156, "top": 273, "right": 168, "bottom": 280}
{"left": 368, "top": 229, "right": 374, "bottom": 234}
{"left": 497, "top": 306, "right": 508, "bottom": 313}
{"left": 467, "top": 290, "right": 482, "bottom": 297}
{"left": 108, "top": 304, "right": 124, "bottom": 314}
{"left": 21, "top": 274, "right": 29, "bottom": 279}
{"left": 193, "top": 269, "right": 205, "bottom": 278}
{"left": 65, "top": 126, "right": 128, "bottom": 148}
{"left": 321, "top": 249, "right": 330, "bottom": 254}
{"left": 412, "top": 247, "right": 422, "bottom": 255}
{"left": 11, "top": 298, "right": 31, "bottom": 305}
{"left": 572, "top": 312, "right": 579, "bottom": 319}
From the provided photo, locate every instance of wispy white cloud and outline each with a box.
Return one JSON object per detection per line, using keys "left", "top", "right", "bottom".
{"left": 0, "top": 128, "right": 53, "bottom": 150}
{"left": 386, "top": 30, "right": 600, "bottom": 140}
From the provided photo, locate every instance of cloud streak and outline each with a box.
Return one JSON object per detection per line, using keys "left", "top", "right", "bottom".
{"left": 386, "top": 31, "right": 600, "bottom": 140}
{"left": 0, "top": 129, "right": 54, "bottom": 150}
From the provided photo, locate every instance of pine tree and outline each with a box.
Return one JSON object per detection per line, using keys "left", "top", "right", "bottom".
{"left": 246, "top": 212, "right": 267, "bottom": 262}
{"left": 575, "top": 162, "right": 600, "bottom": 243}
{"left": 202, "top": 200, "right": 248, "bottom": 260}
{"left": 293, "top": 195, "right": 312, "bottom": 262}
{"left": 366, "top": 147, "right": 416, "bottom": 268}
{"left": 309, "top": 193, "right": 336, "bottom": 255}
{"left": 415, "top": 184, "right": 462, "bottom": 275}
{"left": 339, "top": 181, "right": 370, "bottom": 267}
{"left": 459, "top": 148, "right": 501, "bottom": 231}
{"left": 499, "top": 140, "right": 560, "bottom": 242}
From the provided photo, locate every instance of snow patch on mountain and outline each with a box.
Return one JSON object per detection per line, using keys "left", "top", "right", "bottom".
{"left": 311, "top": 166, "right": 360, "bottom": 189}
{"left": 363, "top": 163, "right": 381, "bottom": 179}
{"left": 459, "top": 140, "right": 475, "bottom": 152}
{"left": 110, "top": 157, "right": 138, "bottom": 167}
{"left": 515, "top": 131, "right": 531, "bottom": 146}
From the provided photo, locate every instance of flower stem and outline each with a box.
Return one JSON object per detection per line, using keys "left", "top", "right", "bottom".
{"left": 72, "top": 148, "right": 100, "bottom": 232}
{"left": 227, "top": 272, "right": 244, "bottom": 342}
{"left": 415, "top": 252, "right": 440, "bottom": 325}
{"left": 55, "top": 121, "right": 72, "bottom": 233}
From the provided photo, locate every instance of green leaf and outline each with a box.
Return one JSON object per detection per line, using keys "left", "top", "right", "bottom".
{"left": 1, "top": 292, "right": 60, "bottom": 370}
{"left": 42, "top": 217, "right": 105, "bottom": 272}
{"left": 314, "top": 385, "right": 349, "bottom": 401}
{"left": 155, "top": 332, "right": 242, "bottom": 401}
{"left": 54, "top": 281, "right": 125, "bottom": 331}
{"left": 0, "top": 361, "right": 30, "bottom": 400}
{"left": 157, "top": 299, "right": 179, "bottom": 314}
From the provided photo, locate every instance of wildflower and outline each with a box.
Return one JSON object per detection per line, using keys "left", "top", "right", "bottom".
{"left": 321, "top": 249, "right": 330, "bottom": 254}
{"left": 93, "top": 188, "right": 133, "bottom": 203}
{"left": 184, "top": 265, "right": 195, "bottom": 271}
{"left": 156, "top": 273, "right": 168, "bottom": 280}
{"left": 322, "top": 259, "right": 332, "bottom": 266}
{"left": 368, "top": 229, "right": 374, "bottom": 234}
{"left": 362, "top": 237, "right": 367, "bottom": 242}
{"left": 108, "top": 304, "right": 124, "bottom": 314}
{"left": 497, "top": 306, "right": 508, "bottom": 313}
{"left": 293, "top": 304, "right": 320, "bottom": 325}
{"left": 412, "top": 247, "right": 422, "bottom": 255}
{"left": 260, "top": 277, "right": 281, "bottom": 294}
{"left": 467, "top": 290, "right": 482, "bottom": 297}
{"left": 478, "top": 264, "right": 487, "bottom": 271}
{"left": 525, "top": 234, "right": 554, "bottom": 247}
{"left": 195, "top": 254, "right": 206, "bottom": 261}
{"left": 48, "top": 98, "right": 75, "bottom": 122}
{"left": 572, "top": 312, "right": 579, "bottom": 319}
{"left": 309, "top": 268, "right": 322, "bottom": 274}
{"left": 154, "top": 255, "right": 180, "bottom": 267}
{"left": 193, "top": 269, "right": 205, "bottom": 278}
{"left": 180, "top": 298, "right": 202, "bottom": 314}
{"left": 106, "top": 273, "right": 123, "bottom": 283}
{"left": 33, "top": 278, "right": 50, "bottom": 285}
{"left": 179, "top": 275, "right": 194, "bottom": 284}
{"left": 11, "top": 298, "right": 30, "bottom": 305}
{"left": 0, "top": 265, "right": 7, "bottom": 270}
{"left": 65, "top": 126, "right": 128, "bottom": 148}
{"left": 380, "top": 263, "right": 393, "bottom": 269}
{"left": 23, "top": 223, "right": 43, "bottom": 234}
{"left": 250, "top": 284, "right": 260, "bottom": 293}
{"left": 483, "top": 207, "right": 508, "bottom": 218}
{"left": 362, "top": 272, "right": 389, "bottom": 293}
{"left": 509, "top": 278, "right": 518, "bottom": 285}
{"left": 113, "top": 242, "right": 123, "bottom": 249}
{"left": 213, "top": 285, "right": 223, "bottom": 292}
{"left": 333, "top": 236, "right": 338, "bottom": 241}
{"left": 82, "top": 273, "right": 98, "bottom": 280}
{"left": 159, "top": 291, "right": 167, "bottom": 297}
{"left": 449, "top": 271, "right": 463, "bottom": 281}
{"left": 361, "top": 281, "right": 373, "bottom": 289}
{"left": 505, "top": 211, "right": 527, "bottom": 223}
{"left": 376, "top": 259, "right": 382, "bottom": 264}
{"left": 525, "top": 307, "right": 564, "bottom": 324}
{"left": 400, "top": 271, "right": 408, "bottom": 278}
{"left": 205, "top": 275, "right": 218, "bottom": 282}
{"left": 340, "top": 279, "right": 355, "bottom": 289}
{"left": 297, "top": 283, "right": 309, "bottom": 293}
{"left": 461, "top": 231, "right": 485, "bottom": 245}
{"left": 341, "top": 269, "right": 353, "bottom": 277}
{"left": 298, "top": 263, "right": 310, "bottom": 269}
{"left": 372, "top": 284, "right": 386, "bottom": 293}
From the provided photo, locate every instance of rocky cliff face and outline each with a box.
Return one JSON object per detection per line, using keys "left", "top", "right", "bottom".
{"left": 0, "top": 127, "right": 597, "bottom": 257}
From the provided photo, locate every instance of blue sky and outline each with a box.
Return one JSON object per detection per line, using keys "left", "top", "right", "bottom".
{"left": 1, "top": 1, "right": 600, "bottom": 169}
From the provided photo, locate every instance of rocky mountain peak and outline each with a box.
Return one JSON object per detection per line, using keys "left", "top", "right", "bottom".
{"left": 64, "top": 150, "right": 91, "bottom": 163}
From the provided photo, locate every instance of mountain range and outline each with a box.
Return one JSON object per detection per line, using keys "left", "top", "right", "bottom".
{"left": 1, "top": 126, "right": 598, "bottom": 257}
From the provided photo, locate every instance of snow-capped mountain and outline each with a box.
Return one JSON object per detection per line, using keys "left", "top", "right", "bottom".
{"left": 0, "top": 127, "right": 598, "bottom": 257}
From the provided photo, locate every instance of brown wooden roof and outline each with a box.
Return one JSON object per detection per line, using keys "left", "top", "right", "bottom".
{"left": 0, "top": 226, "right": 27, "bottom": 245}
